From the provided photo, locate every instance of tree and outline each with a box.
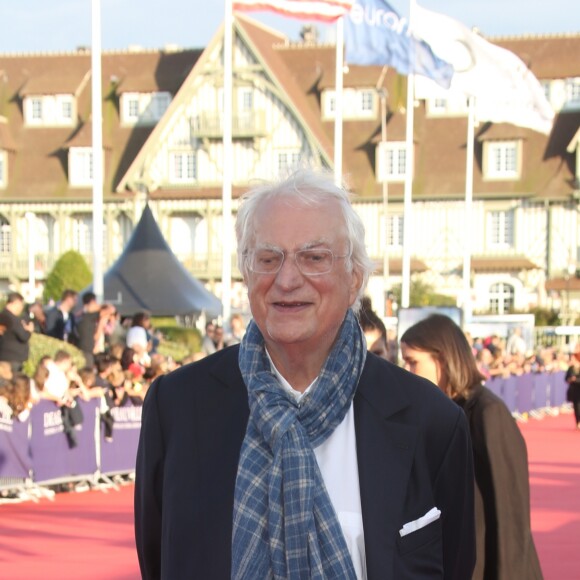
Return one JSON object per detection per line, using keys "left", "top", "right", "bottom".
{"left": 43, "top": 250, "right": 92, "bottom": 302}
{"left": 391, "top": 278, "right": 457, "bottom": 308}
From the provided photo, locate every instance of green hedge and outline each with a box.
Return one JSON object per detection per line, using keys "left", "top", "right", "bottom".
{"left": 156, "top": 326, "right": 202, "bottom": 356}
{"left": 23, "top": 333, "right": 87, "bottom": 376}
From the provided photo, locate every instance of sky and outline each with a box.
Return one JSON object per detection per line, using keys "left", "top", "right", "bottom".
{"left": 0, "top": 0, "right": 577, "bottom": 54}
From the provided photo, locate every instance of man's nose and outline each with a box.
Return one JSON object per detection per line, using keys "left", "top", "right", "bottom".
{"left": 274, "top": 254, "right": 304, "bottom": 287}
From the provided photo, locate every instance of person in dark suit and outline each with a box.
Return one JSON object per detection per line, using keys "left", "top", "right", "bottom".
{"left": 44, "top": 289, "right": 78, "bottom": 342}
{"left": 0, "top": 292, "right": 34, "bottom": 374}
{"left": 401, "top": 314, "right": 543, "bottom": 580}
{"left": 135, "top": 169, "right": 475, "bottom": 579}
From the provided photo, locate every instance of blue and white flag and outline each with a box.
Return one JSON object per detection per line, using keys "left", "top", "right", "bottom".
{"left": 344, "top": 0, "right": 454, "bottom": 89}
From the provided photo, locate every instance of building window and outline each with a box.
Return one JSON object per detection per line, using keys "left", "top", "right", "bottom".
{"left": 277, "top": 151, "right": 301, "bottom": 176}
{"left": 37, "top": 213, "right": 56, "bottom": 254}
{"left": 485, "top": 141, "right": 519, "bottom": 179}
{"left": 0, "top": 215, "right": 11, "bottom": 254}
{"left": 0, "top": 151, "right": 6, "bottom": 188}
{"left": 73, "top": 215, "right": 93, "bottom": 254}
{"left": 323, "top": 88, "right": 375, "bottom": 120}
{"left": 387, "top": 214, "right": 404, "bottom": 248}
{"left": 376, "top": 141, "right": 408, "bottom": 182}
{"left": 69, "top": 147, "right": 93, "bottom": 187}
{"left": 170, "top": 152, "right": 196, "bottom": 183}
{"left": 487, "top": 210, "right": 514, "bottom": 249}
{"left": 359, "top": 90, "right": 374, "bottom": 113}
{"left": 238, "top": 88, "right": 253, "bottom": 112}
{"left": 566, "top": 77, "right": 580, "bottom": 105}
{"left": 121, "top": 91, "right": 171, "bottom": 125}
{"left": 31, "top": 98, "right": 43, "bottom": 121}
{"left": 24, "top": 95, "right": 74, "bottom": 126}
{"left": 489, "top": 282, "right": 514, "bottom": 314}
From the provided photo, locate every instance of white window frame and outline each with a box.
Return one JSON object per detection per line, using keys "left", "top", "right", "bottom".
{"left": 565, "top": 77, "right": 580, "bottom": 105}
{"left": 0, "top": 215, "right": 11, "bottom": 254}
{"left": 323, "top": 88, "right": 376, "bottom": 120}
{"left": 69, "top": 147, "right": 94, "bottom": 187}
{"left": 484, "top": 140, "right": 520, "bottom": 180}
{"left": 121, "top": 91, "right": 171, "bottom": 125}
{"left": 489, "top": 282, "right": 514, "bottom": 315}
{"left": 24, "top": 94, "right": 75, "bottom": 126}
{"left": 276, "top": 150, "right": 301, "bottom": 176}
{"left": 387, "top": 214, "right": 404, "bottom": 248}
{"left": 376, "top": 141, "right": 408, "bottom": 182}
{"left": 487, "top": 209, "right": 515, "bottom": 249}
{"left": 169, "top": 151, "right": 197, "bottom": 183}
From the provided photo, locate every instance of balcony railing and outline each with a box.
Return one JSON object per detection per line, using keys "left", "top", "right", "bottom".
{"left": 190, "top": 111, "right": 266, "bottom": 139}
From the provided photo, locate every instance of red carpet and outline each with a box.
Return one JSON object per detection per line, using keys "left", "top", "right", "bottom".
{"left": 0, "top": 412, "right": 578, "bottom": 579}
{"left": 0, "top": 483, "right": 139, "bottom": 579}
{"left": 519, "top": 411, "right": 580, "bottom": 580}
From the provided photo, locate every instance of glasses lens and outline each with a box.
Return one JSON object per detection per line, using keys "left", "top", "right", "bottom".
{"left": 251, "top": 249, "right": 284, "bottom": 273}
{"left": 296, "top": 249, "right": 333, "bottom": 275}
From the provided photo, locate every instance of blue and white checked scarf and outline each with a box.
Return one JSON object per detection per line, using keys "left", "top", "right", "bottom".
{"left": 232, "top": 309, "right": 367, "bottom": 579}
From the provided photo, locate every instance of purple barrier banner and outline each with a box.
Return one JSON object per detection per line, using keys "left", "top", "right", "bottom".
{"left": 30, "top": 399, "right": 99, "bottom": 484}
{"left": 516, "top": 373, "right": 534, "bottom": 414}
{"left": 550, "top": 371, "right": 567, "bottom": 407}
{"left": 485, "top": 377, "right": 504, "bottom": 399}
{"left": 100, "top": 400, "right": 142, "bottom": 474}
{"left": 502, "top": 376, "right": 518, "bottom": 413}
{"left": 0, "top": 400, "right": 31, "bottom": 479}
{"left": 533, "top": 373, "right": 550, "bottom": 409}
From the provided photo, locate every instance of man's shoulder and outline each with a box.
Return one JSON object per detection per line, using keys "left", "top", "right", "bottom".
{"left": 154, "top": 345, "right": 244, "bottom": 399}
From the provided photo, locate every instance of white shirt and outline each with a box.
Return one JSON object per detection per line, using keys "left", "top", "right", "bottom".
{"left": 268, "top": 356, "right": 367, "bottom": 580}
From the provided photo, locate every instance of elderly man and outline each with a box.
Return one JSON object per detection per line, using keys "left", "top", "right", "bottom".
{"left": 135, "top": 169, "right": 475, "bottom": 579}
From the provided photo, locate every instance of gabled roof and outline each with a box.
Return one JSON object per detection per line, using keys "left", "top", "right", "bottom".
{"left": 86, "top": 204, "right": 222, "bottom": 317}
{"left": 0, "top": 48, "right": 201, "bottom": 202}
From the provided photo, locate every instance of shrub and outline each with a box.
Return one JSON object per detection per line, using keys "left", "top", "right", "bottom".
{"left": 23, "top": 333, "right": 86, "bottom": 377}
{"left": 43, "top": 250, "right": 92, "bottom": 302}
{"left": 156, "top": 326, "right": 202, "bottom": 356}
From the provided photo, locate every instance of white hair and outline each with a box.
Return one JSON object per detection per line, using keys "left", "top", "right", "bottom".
{"left": 235, "top": 168, "right": 374, "bottom": 313}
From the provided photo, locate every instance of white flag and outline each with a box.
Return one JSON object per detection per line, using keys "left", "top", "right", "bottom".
{"left": 412, "top": 4, "right": 554, "bottom": 134}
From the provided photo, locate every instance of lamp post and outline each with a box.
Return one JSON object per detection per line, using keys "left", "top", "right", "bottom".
{"left": 25, "top": 212, "right": 35, "bottom": 303}
{"left": 567, "top": 262, "right": 576, "bottom": 325}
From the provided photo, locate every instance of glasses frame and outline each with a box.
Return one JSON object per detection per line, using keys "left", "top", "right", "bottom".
{"left": 246, "top": 246, "right": 351, "bottom": 277}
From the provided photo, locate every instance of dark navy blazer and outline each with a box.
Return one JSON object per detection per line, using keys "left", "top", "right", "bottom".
{"left": 135, "top": 346, "right": 475, "bottom": 579}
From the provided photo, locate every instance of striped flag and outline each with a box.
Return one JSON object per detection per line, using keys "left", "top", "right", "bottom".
{"left": 232, "top": 0, "right": 355, "bottom": 21}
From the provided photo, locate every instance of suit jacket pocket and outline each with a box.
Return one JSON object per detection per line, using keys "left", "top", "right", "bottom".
{"left": 397, "top": 516, "right": 442, "bottom": 557}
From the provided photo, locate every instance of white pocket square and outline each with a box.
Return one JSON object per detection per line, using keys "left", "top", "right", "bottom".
{"left": 399, "top": 507, "right": 441, "bottom": 537}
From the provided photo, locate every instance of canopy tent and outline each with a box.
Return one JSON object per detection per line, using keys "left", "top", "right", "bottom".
{"left": 84, "top": 205, "right": 223, "bottom": 318}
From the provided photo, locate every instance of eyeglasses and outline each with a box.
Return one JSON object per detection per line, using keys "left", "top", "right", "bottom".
{"left": 247, "top": 247, "right": 350, "bottom": 276}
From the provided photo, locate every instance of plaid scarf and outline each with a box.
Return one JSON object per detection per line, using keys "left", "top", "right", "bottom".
{"left": 232, "top": 309, "right": 366, "bottom": 579}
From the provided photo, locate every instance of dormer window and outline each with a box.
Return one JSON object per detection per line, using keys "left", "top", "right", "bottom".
{"left": 484, "top": 140, "right": 521, "bottom": 180}
{"left": 24, "top": 94, "right": 75, "bottom": 126}
{"left": 322, "top": 88, "right": 377, "bottom": 120}
{"left": 69, "top": 147, "right": 93, "bottom": 187}
{"left": 121, "top": 91, "right": 172, "bottom": 125}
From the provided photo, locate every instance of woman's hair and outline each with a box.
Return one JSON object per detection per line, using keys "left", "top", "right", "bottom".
{"left": 0, "top": 374, "right": 31, "bottom": 415}
{"left": 235, "top": 167, "right": 374, "bottom": 313}
{"left": 400, "top": 314, "right": 485, "bottom": 399}
{"left": 33, "top": 363, "right": 50, "bottom": 391}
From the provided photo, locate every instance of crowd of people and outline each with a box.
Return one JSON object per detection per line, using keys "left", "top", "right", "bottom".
{"left": 0, "top": 290, "right": 183, "bottom": 443}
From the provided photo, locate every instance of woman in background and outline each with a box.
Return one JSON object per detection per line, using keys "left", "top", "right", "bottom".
{"left": 400, "top": 314, "right": 543, "bottom": 580}
{"left": 565, "top": 343, "right": 580, "bottom": 429}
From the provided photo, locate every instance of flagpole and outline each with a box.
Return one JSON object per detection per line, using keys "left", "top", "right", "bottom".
{"left": 222, "top": 0, "right": 233, "bottom": 323}
{"left": 401, "top": 0, "right": 416, "bottom": 309}
{"left": 334, "top": 16, "right": 344, "bottom": 186}
{"left": 91, "top": 0, "right": 104, "bottom": 303}
{"left": 462, "top": 95, "right": 475, "bottom": 324}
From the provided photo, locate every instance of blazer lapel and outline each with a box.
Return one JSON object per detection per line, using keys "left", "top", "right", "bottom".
{"left": 354, "top": 359, "right": 420, "bottom": 579}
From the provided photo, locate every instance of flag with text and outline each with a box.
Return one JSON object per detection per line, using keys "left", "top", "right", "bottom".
{"left": 344, "top": 0, "right": 454, "bottom": 89}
